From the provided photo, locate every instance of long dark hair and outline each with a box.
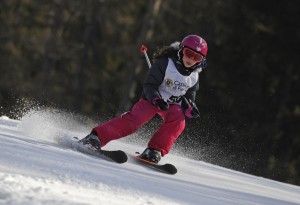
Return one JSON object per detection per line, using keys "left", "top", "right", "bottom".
{"left": 152, "top": 45, "right": 179, "bottom": 62}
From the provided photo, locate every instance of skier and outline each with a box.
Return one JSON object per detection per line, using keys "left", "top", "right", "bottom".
{"left": 79, "top": 34, "right": 208, "bottom": 164}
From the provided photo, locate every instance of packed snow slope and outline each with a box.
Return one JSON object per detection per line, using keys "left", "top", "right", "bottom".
{"left": 0, "top": 111, "right": 300, "bottom": 205}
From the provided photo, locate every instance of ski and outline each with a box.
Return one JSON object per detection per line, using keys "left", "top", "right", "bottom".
{"left": 131, "top": 154, "right": 177, "bottom": 175}
{"left": 72, "top": 137, "right": 128, "bottom": 164}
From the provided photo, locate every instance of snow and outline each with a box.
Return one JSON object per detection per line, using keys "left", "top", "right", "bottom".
{"left": 0, "top": 111, "right": 300, "bottom": 205}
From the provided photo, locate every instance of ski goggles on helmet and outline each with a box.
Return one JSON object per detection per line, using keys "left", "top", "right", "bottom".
{"left": 183, "top": 47, "right": 204, "bottom": 62}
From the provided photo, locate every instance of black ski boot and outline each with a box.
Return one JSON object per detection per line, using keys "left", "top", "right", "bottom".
{"left": 79, "top": 132, "right": 101, "bottom": 150}
{"left": 140, "top": 148, "right": 161, "bottom": 164}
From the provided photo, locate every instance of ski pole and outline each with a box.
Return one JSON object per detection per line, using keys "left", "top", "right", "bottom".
{"left": 140, "top": 45, "right": 152, "bottom": 69}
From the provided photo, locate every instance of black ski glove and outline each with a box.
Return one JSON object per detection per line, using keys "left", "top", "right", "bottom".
{"left": 152, "top": 98, "right": 169, "bottom": 111}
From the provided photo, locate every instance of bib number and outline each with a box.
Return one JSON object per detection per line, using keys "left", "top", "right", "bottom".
{"left": 167, "top": 96, "right": 183, "bottom": 103}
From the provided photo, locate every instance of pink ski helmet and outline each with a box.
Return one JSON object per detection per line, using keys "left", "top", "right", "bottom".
{"left": 181, "top": 35, "right": 208, "bottom": 57}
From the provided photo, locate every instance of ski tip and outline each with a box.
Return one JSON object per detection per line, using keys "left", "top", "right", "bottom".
{"left": 116, "top": 155, "right": 128, "bottom": 164}
{"left": 164, "top": 164, "right": 177, "bottom": 175}
{"left": 132, "top": 155, "right": 177, "bottom": 175}
{"left": 114, "top": 150, "right": 128, "bottom": 163}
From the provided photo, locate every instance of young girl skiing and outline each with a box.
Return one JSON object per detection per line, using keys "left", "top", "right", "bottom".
{"left": 79, "top": 34, "right": 208, "bottom": 164}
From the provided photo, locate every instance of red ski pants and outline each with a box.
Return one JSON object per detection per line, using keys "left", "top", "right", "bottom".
{"left": 92, "top": 98, "right": 186, "bottom": 156}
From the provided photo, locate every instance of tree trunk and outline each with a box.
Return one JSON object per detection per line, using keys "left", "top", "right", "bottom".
{"left": 117, "top": 0, "right": 162, "bottom": 114}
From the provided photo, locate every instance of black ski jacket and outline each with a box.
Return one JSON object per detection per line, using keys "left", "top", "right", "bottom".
{"left": 142, "top": 56, "right": 201, "bottom": 103}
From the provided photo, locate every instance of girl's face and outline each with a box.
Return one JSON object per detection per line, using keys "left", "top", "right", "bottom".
{"left": 182, "top": 47, "right": 204, "bottom": 68}
{"left": 182, "top": 55, "right": 198, "bottom": 68}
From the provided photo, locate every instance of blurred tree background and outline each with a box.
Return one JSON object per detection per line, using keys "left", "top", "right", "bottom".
{"left": 0, "top": 0, "right": 299, "bottom": 185}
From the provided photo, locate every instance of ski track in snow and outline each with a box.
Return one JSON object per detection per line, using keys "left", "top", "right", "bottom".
{"left": 0, "top": 114, "right": 300, "bottom": 205}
